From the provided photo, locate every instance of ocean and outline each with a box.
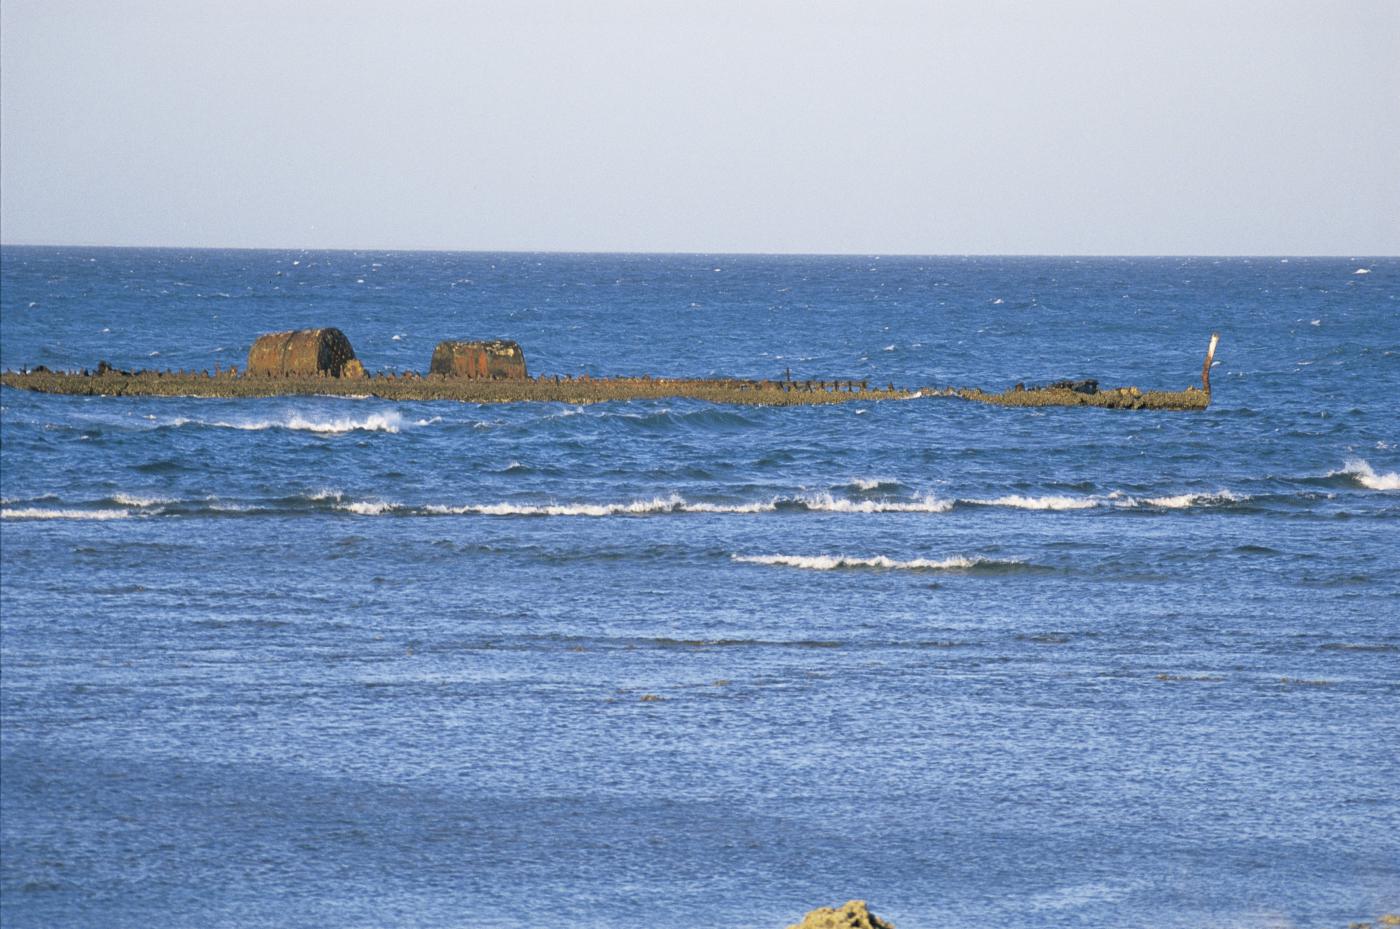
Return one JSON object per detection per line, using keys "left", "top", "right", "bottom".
{"left": 1, "top": 247, "right": 1397, "bottom": 928}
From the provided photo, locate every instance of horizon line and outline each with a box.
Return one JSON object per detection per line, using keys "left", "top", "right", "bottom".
{"left": 0, "top": 241, "right": 1392, "bottom": 260}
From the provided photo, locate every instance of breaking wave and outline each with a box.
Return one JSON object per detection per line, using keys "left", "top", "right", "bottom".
{"left": 0, "top": 488, "right": 1265, "bottom": 521}
{"left": 1331, "top": 458, "right": 1400, "bottom": 491}
{"left": 419, "top": 493, "right": 951, "bottom": 518}
{"left": 423, "top": 495, "right": 692, "bottom": 517}
{"left": 973, "top": 495, "right": 1098, "bottom": 511}
{"left": 167, "top": 411, "right": 405, "bottom": 434}
{"left": 848, "top": 477, "right": 901, "bottom": 492}
{"left": 1, "top": 507, "right": 133, "bottom": 520}
{"left": 338, "top": 500, "right": 399, "bottom": 516}
{"left": 782, "top": 492, "right": 952, "bottom": 514}
{"left": 110, "top": 493, "right": 176, "bottom": 508}
{"left": 1126, "top": 490, "right": 1248, "bottom": 509}
{"left": 732, "top": 553, "right": 1018, "bottom": 571}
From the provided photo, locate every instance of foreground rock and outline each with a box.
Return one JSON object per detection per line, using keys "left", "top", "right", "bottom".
{"left": 786, "top": 900, "right": 894, "bottom": 929}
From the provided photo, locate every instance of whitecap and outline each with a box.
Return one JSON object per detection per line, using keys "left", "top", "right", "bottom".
{"left": 1134, "top": 490, "right": 1246, "bottom": 509}
{"left": 1332, "top": 458, "right": 1400, "bottom": 491}
{"left": 425, "top": 495, "right": 689, "bottom": 518}
{"left": 793, "top": 492, "right": 952, "bottom": 514}
{"left": 338, "top": 500, "right": 398, "bottom": 516}
{"left": 111, "top": 493, "right": 176, "bottom": 508}
{"left": 1353, "top": 268, "right": 1370, "bottom": 275}
{"left": 684, "top": 499, "right": 779, "bottom": 514}
{"left": 2, "top": 508, "right": 132, "bottom": 520}
{"left": 282, "top": 412, "right": 402, "bottom": 433}
{"left": 849, "top": 477, "right": 899, "bottom": 492}
{"left": 175, "top": 412, "right": 405, "bottom": 434}
{"left": 974, "top": 495, "right": 1097, "bottom": 511}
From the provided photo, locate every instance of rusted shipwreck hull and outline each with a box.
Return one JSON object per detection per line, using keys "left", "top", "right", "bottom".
{"left": 246, "top": 328, "right": 361, "bottom": 378}
{"left": 429, "top": 340, "right": 528, "bottom": 380}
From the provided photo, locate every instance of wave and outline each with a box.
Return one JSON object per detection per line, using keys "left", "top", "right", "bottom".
{"left": 338, "top": 500, "right": 398, "bottom": 516}
{"left": 732, "top": 553, "right": 1018, "bottom": 571}
{"left": 1, "top": 507, "right": 132, "bottom": 520}
{"left": 1331, "top": 458, "right": 1399, "bottom": 491}
{"left": 0, "top": 488, "right": 1262, "bottom": 522}
{"left": 419, "top": 493, "right": 949, "bottom": 518}
{"left": 780, "top": 492, "right": 952, "bottom": 514}
{"left": 1131, "top": 490, "right": 1247, "bottom": 509}
{"left": 423, "top": 495, "right": 691, "bottom": 517}
{"left": 848, "top": 477, "right": 901, "bottom": 492}
{"left": 973, "top": 494, "right": 1098, "bottom": 511}
{"left": 110, "top": 493, "right": 176, "bottom": 508}
{"left": 167, "top": 411, "right": 405, "bottom": 434}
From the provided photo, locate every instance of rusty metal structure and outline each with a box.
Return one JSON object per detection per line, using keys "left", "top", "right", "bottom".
{"left": 246, "top": 328, "right": 357, "bottom": 378}
{"left": 429, "top": 340, "right": 528, "bottom": 380}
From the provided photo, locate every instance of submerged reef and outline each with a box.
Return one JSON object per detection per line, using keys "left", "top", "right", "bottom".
{"left": 0, "top": 368, "right": 1217, "bottom": 409}
{"left": 0, "top": 330, "right": 1218, "bottom": 410}
{"left": 0, "top": 368, "right": 914, "bottom": 406}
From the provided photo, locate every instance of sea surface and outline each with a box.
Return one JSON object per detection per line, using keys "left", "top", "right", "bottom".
{"left": 1, "top": 247, "right": 1397, "bottom": 929}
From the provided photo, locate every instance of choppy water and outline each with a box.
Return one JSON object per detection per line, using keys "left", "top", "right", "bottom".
{"left": 2, "top": 247, "right": 1398, "bottom": 929}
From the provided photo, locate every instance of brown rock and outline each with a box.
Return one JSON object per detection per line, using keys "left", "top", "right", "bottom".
{"left": 786, "top": 900, "right": 894, "bottom": 929}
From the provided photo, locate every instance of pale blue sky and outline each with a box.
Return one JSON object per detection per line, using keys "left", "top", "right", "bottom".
{"left": 2, "top": 0, "right": 1397, "bottom": 254}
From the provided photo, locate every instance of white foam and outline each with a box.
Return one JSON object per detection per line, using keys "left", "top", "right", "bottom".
{"left": 111, "top": 493, "right": 175, "bottom": 507}
{"left": 168, "top": 411, "right": 404, "bottom": 433}
{"left": 849, "top": 477, "right": 898, "bottom": 491}
{"left": 425, "top": 494, "right": 689, "bottom": 517}
{"left": 976, "top": 495, "right": 1098, "bottom": 511}
{"left": 207, "top": 500, "right": 255, "bottom": 512}
{"left": 338, "top": 500, "right": 397, "bottom": 516}
{"left": 416, "top": 492, "right": 951, "bottom": 518}
{"left": 733, "top": 553, "right": 994, "bottom": 571}
{"left": 2, "top": 508, "right": 132, "bottom": 520}
{"left": 1137, "top": 490, "right": 1246, "bottom": 508}
{"left": 684, "top": 499, "right": 779, "bottom": 514}
{"left": 1334, "top": 458, "right": 1400, "bottom": 491}
{"left": 794, "top": 492, "right": 952, "bottom": 513}
{"left": 1353, "top": 268, "right": 1371, "bottom": 275}
{"left": 282, "top": 412, "right": 402, "bottom": 433}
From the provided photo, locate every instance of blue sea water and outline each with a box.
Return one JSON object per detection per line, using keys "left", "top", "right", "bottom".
{"left": 1, "top": 247, "right": 1397, "bottom": 929}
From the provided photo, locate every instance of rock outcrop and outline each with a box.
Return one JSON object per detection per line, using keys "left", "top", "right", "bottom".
{"left": 786, "top": 900, "right": 894, "bottom": 929}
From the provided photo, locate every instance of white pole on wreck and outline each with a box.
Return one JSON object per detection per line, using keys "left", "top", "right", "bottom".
{"left": 1202, "top": 332, "right": 1220, "bottom": 397}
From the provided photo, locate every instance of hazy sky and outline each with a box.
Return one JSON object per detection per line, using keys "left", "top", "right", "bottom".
{"left": 2, "top": 0, "right": 1397, "bottom": 254}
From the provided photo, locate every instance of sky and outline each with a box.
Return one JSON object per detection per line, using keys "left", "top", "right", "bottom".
{"left": 1, "top": 0, "right": 1397, "bottom": 255}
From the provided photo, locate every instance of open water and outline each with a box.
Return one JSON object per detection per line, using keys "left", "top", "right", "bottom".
{"left": 1, "top": 247, "right": 1397, "bottom": 929}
